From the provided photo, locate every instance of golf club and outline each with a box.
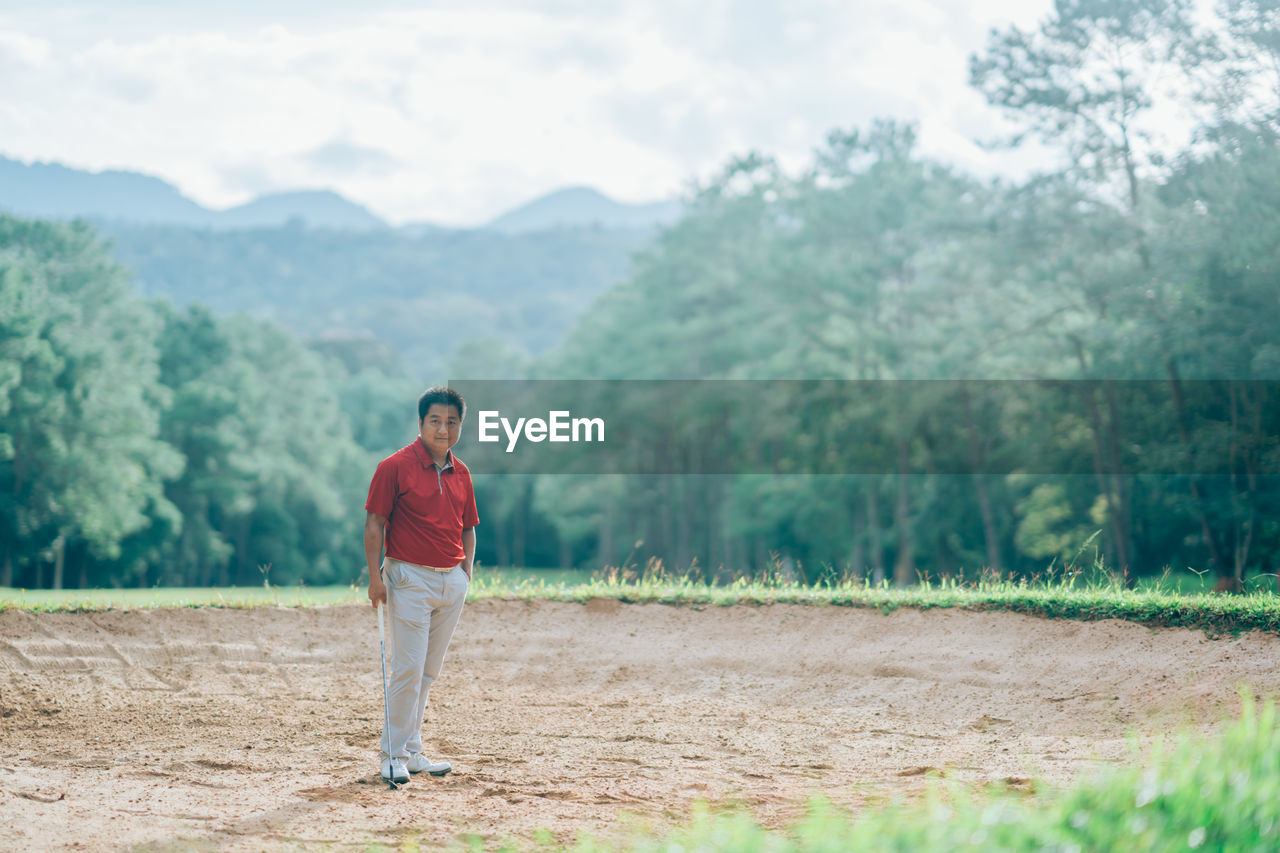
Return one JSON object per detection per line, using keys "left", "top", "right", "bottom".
{"left": 377, "top": 601, "right": 402, "bottom": 790}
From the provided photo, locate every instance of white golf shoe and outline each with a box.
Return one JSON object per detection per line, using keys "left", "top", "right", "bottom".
{"left": 406, "top": 752, "right": 452, "bottom": 776}
{"left": 380, "top": 756, "right": 409, "bottom": 784}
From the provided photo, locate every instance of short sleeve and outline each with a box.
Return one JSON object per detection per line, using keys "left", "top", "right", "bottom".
{"left": 365, "top": 457, "right": 398, "bottom": 517}
{"left": 462, "top": 471, "right": 479, "bottom": 529}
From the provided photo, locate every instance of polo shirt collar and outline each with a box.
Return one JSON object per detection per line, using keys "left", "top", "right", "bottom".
{"left": 412, "top": 438, "right": 454, "bottom": 471}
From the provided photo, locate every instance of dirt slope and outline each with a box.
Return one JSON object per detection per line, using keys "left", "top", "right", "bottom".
{"left": 2, "top": 600, "right": 1278, "bottom": 851}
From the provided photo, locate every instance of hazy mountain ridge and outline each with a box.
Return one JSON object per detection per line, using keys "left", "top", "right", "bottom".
{"left": 0, "top": 156, "right": 388, "bottom": 230}
{"left": 1, "top": 154, "right": 669, "bottom": 378}
{"left": 0, "top": 155, "right": 680, "bottom": 232}
{"left": 216, "top": 190, "right": 386, "bottom": 230}
{"left": 486, "top": 185, "right": 683, "bottom": 233}
{"left": 0, "top": 156, "right": 214, "bottom": 225}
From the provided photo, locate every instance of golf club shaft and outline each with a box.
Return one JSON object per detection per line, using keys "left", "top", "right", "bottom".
{"left": 378, "top": 602, "right": 396, "bottom": 787}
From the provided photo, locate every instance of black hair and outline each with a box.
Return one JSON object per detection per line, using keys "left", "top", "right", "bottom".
{"left": 418, "top": 386, "right": 466, "bottom": 421}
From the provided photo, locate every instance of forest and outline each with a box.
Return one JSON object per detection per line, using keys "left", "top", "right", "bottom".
{"left": 2, "top": 0, "right": 1278, "bottom": 590}
{"left": 99, "top": 220, "right": 650, "bottom": 376}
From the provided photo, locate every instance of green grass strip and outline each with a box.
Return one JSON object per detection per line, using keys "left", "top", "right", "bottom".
{"left": 464, "top": 574, "right": 1280, "bottom": 636}
{"left": 4, "top": 572, "right": 1279, "bottom": 636}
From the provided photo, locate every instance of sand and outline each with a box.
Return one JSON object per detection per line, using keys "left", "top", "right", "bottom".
{"left": 2, "top": 599, "right": 1278, "bottom": 851}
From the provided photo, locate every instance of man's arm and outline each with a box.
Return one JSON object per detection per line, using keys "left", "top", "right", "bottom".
{"left": 461, "top": 526, "right": 476, "bottom": 580}
{"left": 365, "top": 511, "right": 388, "bottom": 608}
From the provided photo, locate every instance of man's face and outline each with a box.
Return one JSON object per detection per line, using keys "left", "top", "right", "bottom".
{"left": 419, "top": 402, "right": 462, "bottom": 456}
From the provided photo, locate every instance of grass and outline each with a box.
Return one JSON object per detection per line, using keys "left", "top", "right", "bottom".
{"left": 483, "top": 561, "right": 1280, "bottom": 636}
{"left": 4, "top": 564, "right": 1279, "bottom": 636}
{"left": 0, "top": 567, "right": 594, "bottom": 612}
{"left": 460, "top": 692, "right": 1280, "bottom": 853}
{"left": 0, "top": 583, "right": 367, "bottom": 610}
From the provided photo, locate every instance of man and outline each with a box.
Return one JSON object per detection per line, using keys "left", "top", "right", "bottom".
{"left": 365, "top": 386, "right": 478, "bottom": 785}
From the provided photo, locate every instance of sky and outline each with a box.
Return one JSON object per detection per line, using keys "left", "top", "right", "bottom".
{"left": 0, "top": 0, "right": 1176, "bottom": 227}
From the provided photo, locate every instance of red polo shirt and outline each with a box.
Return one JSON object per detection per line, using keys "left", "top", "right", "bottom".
{"left": 365, "top": 440, "right": 479, "bottom": 568}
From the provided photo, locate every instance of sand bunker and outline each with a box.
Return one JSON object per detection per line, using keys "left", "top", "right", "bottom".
{"left": 3, "top": 599, "right": 1279, "bottom": 850}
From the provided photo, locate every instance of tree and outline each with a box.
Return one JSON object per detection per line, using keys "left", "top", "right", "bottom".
{"left": 0, "top": 216, "right": 180, "bottom": 588}
{"left": 970, "top": 0, "right": 1209, "bottom": 216}
{"left": 153, "top": 303, "right": 369, "bottom": 587}
{"left": 1198, "top": 0, "right": 1280, "bottom": 142}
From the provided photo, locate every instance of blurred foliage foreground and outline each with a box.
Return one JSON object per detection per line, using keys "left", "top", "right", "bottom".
{"left": 501, "top": 694, "right": 1280, "bottom": 853}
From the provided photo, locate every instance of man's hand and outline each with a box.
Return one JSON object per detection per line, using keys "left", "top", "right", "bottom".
{"left": 368, "top": 574, "right": 387, "bottom": 609}
{"left": 462, "top": 526, "right": 476, "bottom": 582}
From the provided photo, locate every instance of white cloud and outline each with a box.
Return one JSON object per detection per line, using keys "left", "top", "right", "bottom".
{"left": 0, "top": 1, "right": 1122, "bottom": 227}
{"left": 0, "top": 28, "right": 52, "bottom": 66}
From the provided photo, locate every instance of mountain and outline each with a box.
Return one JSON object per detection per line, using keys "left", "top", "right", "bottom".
{"left": 0, "top": 155, "right": 387, "bottom": 230}
{"left": 0, "top": 155, "right": 682, "bottom": 233}
{"left": 218, "top": 190, "right": 385, "bottom": 230}
{"left": 97, "top": 220, "right": 652, "bottom": 377}
{"left": 486, "top": 186, "right": 682, "bottom": 233}
{"left": 0, "top": 155, "right": 213, "bottom": 225}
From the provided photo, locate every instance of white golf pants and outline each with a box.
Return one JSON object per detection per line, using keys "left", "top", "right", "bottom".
{"left": 379, "top": 558, "right": 468, "bottom": 760}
